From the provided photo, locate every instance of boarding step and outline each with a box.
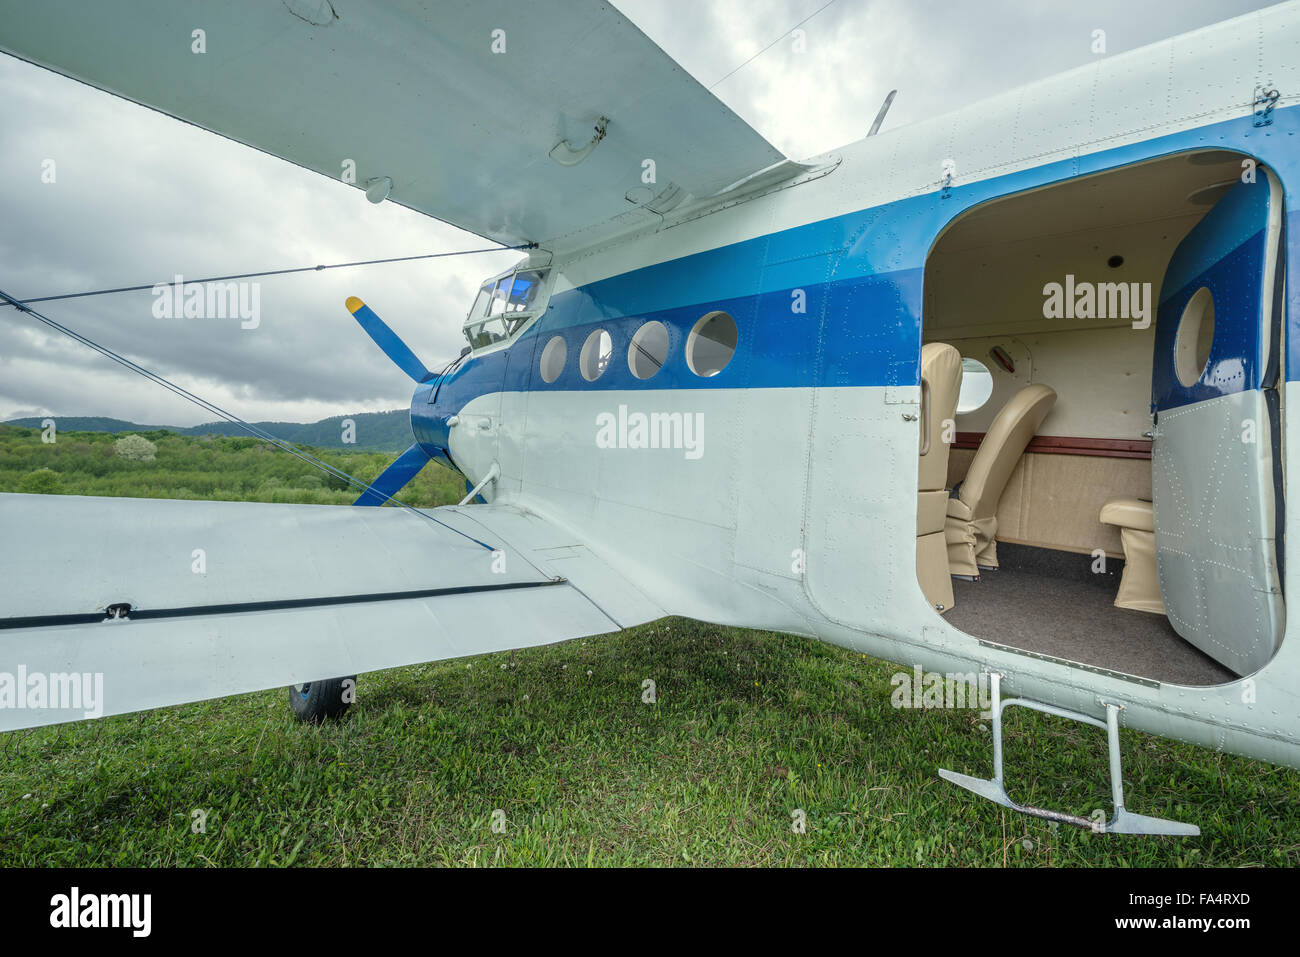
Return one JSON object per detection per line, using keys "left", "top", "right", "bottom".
{"left": 937, "top": 672, "right": 1199, "bottom": 836}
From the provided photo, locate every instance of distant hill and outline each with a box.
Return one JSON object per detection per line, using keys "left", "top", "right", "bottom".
{"left": 4, "top": 410, "right": 412, "bottom": 452}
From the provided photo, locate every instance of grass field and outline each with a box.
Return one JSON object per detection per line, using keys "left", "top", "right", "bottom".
{"left": 2, "top": 427, "right": 1298, "bottom": 866}
{"left": 0, "top": 424, "right": 465, "bottom": 506}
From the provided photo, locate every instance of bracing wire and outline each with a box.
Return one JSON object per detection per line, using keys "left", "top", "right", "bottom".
{"left": 0, "top": 243, "right": 536, "bottom": 309}
{"left": 0, "top": 287, "right": 497, "bottom": 551}
{"left": 707, "top": 0, "right": 839, "bottom": 90}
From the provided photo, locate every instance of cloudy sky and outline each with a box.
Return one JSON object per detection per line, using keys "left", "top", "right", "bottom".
{"left": 0, "top": 0, "right": 1276, "bottom": 426}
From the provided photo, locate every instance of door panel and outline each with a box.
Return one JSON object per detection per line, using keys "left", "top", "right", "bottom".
{"left": 1151, "top": 172, "right": 1285, "bottom": 676}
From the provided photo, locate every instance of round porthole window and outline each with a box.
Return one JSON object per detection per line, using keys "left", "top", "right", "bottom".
{"left": 1174, "top": 286, "right": 1215, "bottom": 388}
{"left": 579, "top": 329, "right": 613, "bottom": 382}
{"left": 628, "top": 321, "right": 669, "bottom": 380}
{"left": 686, "top": 310, "right": 738, "bottom": 377}
{"left": 956, "top": 357, "right": 994, "bottom": 414}
{"left": 539, "top": 335, "right": 567, "bottom": 384}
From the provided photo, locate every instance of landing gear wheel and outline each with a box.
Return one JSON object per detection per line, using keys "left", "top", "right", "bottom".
{"left": 288, "top": 676, "right": 356, "bottom": 723}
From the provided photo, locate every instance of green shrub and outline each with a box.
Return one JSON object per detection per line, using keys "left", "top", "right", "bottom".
{"left": 18, "top": 468, "right": 60, "bottom": 494}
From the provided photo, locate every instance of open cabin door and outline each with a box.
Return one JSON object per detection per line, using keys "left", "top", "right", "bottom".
{"left": 1151, "top": 172, "right": 1285, "bottom": 676}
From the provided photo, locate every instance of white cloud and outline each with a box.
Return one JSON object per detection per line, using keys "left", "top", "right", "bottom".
{"left": 616, "top": 0, "right": 1273, "bottom": 157}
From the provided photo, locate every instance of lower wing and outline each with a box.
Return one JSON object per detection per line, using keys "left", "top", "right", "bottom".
{"left": 0, "top": 493, "right": 663, "bottom": 730}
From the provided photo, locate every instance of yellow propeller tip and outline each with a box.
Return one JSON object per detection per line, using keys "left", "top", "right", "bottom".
{"left": 345, "top": 296, "right": 365, "bottom": 313}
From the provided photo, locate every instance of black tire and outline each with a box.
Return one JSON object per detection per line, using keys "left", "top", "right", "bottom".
{"left": 288, "top": 676, "right": 356, "bottom": 723}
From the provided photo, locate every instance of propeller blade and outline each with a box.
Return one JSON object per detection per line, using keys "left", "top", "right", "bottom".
{"left": 346, "top": 296, "right": 432, "bottom": 383}
{"left": 353, "top": 442, "right": 432, "bottom": 506}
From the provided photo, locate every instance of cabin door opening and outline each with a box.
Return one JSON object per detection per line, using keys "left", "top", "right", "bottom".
{"left": 917, "top": 148, "right": 1285, "bottom": 685}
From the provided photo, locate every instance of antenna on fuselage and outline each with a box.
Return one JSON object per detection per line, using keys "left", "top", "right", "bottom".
{"left": 867, "top": 89, "right": 897, "bottom": 137}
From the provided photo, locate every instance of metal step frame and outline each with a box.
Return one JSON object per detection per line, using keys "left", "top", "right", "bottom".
{"left": 938, "top": 672, "right": 1200, "bottom": 836}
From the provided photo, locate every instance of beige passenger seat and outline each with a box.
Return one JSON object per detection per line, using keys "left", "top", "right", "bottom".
{"left": 917, "top": 342, "right": 963, "bottom": 612}
{"left": 1099, "top": 498, "right": 1165, "bottom": 614}
{"left": 945, "top": 383, "right": 1056, "bottom": 579}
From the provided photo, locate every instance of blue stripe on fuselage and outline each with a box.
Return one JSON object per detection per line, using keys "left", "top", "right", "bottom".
{"left": 414, "top": 105, "right": 1298, "bottom": 459}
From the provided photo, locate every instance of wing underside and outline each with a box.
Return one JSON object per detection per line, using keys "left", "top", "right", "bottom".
{"left": 0, "top": 494, "right": 663, "bottom": 730}
{"left": 0, "top": 0, "right": 788, "bottom": 249}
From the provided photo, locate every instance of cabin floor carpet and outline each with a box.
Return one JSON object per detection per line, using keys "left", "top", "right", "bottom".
{"left": 946, "top": 568, "right": 1234, "bottom": 686}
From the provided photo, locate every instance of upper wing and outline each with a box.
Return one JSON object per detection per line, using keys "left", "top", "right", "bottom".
{"left": 0, "top": 493, "right": 663, "bottom": 730}
{"left": 0, "top": 0, "right": 788, "bottom": 248}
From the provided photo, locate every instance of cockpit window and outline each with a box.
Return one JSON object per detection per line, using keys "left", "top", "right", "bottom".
{"left": 468, "top": 283, "right": 493, "bottom": 322}
{"left": 507, "top": 271, "right": 544, "bottom": 310}
{"left": 487, "top": 277, "right": 511, "bottom": 316}
{"left": 465, "top": 316, "right": 511, "bottom": 349}
{"left": 464, "top": 267, "right": 550, "bottom": 350}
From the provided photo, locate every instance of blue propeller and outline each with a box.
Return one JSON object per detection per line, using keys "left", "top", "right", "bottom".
{"left": 345, "top": 296, "right": 434, "bottom": 506}
{"left": 346, "top": 295, "right": 433, "bottom": 383}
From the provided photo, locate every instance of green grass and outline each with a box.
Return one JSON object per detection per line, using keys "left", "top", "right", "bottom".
{"left": 1, "top": 425, "right": 1297, "bottom": 865}
{"left": 0, "top": 424, "right": 465, "bottom": 506}
{"left": 2, "top": 620, "right": 1297, "bottom": 866}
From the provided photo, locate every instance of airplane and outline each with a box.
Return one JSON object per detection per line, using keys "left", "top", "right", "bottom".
{"left": 0, "top": 0, "right": 1297, "bottom": 837}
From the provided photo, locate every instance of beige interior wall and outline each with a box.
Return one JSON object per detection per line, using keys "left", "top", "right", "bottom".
{"left": 947, "top": 449, "right": 1150, "bottom": 557}
{"left": 940, "top": 328, "right": 1155, "bottom": 439}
